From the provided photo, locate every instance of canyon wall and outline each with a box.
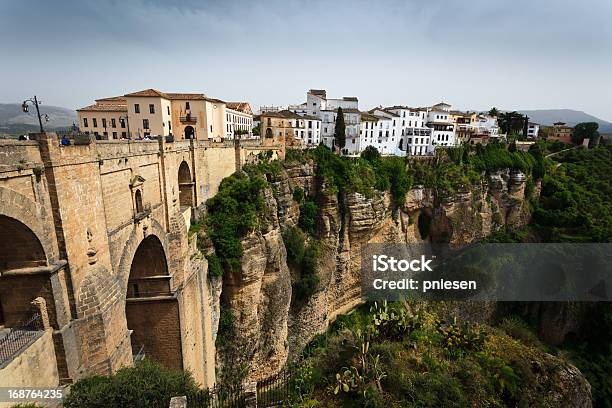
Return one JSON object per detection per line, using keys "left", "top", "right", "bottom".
{"left": 216, "top": 160, "right": 534, "bottom": 379}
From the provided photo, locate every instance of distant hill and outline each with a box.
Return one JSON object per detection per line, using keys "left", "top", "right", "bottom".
{"left": 0, "top": 103, "right": 77, "bottom": 136}
{"left": 517, "top": 109, "right": 612, "bottom": 133}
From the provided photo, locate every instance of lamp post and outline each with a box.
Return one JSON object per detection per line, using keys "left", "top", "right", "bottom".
{"left": 22, "top": 96, "right": 49, "bottom": 133}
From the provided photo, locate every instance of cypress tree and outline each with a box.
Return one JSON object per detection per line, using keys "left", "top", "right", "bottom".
{"left": 334, "top": 107, "right": 346, "bottom": 152}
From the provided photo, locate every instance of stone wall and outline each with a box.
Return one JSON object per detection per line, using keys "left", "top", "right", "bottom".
{"left": 0, "top": 133, "right": 282, "bottom": 387}
{"left": 0, "top": 331, "right": 59, "bottom": 407}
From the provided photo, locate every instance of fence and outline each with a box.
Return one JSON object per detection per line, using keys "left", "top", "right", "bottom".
{"left": 0, "top": 312, "right": 44, "bottom": 366}
{"left": 188, "top": 383, "right": 246, "bottom": 408}
{"left": 256, "top": 368, "right": 292, "bottom": 407}
{"left": 184, "top": 368, "right": 293, "bottom": 408}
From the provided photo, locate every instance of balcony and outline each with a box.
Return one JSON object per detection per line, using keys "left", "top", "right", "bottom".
{"left": 180, "top": 115, "right": 197, "bottom": 124}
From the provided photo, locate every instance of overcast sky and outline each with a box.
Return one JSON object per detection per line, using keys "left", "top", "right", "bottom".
{"left": 1, "top": 0, "right": 611, "bottom": 121}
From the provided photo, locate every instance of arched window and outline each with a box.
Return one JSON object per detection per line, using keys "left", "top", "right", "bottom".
{"left": 135, "top": 190, "right": 143, "bottom": 214}
{"left": 265, "top": 128, "right": 273, "bottom": 138}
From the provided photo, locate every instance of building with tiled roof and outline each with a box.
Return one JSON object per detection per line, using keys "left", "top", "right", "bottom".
{"left": 260, "top": 110, "right": 321, "bottom": 148}
{"left": 77, "top": 88, "right": 253, "bottom": 141}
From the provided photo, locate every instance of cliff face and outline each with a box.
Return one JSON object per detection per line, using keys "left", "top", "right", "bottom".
{"left": 217, "top": 161, "right": 537, "bottom": 378}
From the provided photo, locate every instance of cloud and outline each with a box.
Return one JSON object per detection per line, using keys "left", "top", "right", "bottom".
{"left": 0, "top": 0, "right": 610, "bottom": 121}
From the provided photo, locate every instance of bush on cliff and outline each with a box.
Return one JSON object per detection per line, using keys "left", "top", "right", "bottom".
{"left": 63, "top": 359, "right": 199, "bottom": 408}
{"left": 282, "top": 226, "right": 321, "bottom": 306}
{"left": 205, "top": 171, "right": 268, "bottom": 273}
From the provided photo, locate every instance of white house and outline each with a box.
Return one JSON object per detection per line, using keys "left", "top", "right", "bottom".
{"left": 289, "top": 89, "right": 361, "bottom": 150}
{"left": 526, "top": 122, "right": 540, "bottom": 138}
{"left": 427, "top": 102, "right": 456, "bottom": 147}
{"left": 225, "top": 102, "right": 253, "bottom": 139}
{"left": 384, "top": 106, "right": 434, "bottom": 156}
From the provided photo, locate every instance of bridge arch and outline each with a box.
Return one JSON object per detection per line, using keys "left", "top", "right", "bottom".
{"left": 124, "top": 233, "right": 182, "bottom": 370}
{"left": 178, "top": 161, "right": 194, "bottom": 209}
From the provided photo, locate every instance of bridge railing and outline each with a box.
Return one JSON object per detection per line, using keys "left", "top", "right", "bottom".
{"left": 0, "top": 312, "right": 44, "bottom": 367}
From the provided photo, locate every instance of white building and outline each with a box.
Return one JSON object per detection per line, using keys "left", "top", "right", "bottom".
{"left": 289, "top": 89, "right": 361, "bottom": 150}
{"left": 526, "top": 122, "right": 540, "bottom": 138}
{"left": 299, "top": 115, "right": 322, "bottom": 146}
{"left": 384, "top": 106, "right": 434, "bottom": 156}
{"left": 427, "top": 102, "right": 456, "bottom": 147}
{"left": 225, "top": 102, "right": 254, "bottom": 139}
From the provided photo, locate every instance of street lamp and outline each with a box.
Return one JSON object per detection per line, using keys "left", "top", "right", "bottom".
{"left": 22, "top": 95, "right": 49, "bottom": 133}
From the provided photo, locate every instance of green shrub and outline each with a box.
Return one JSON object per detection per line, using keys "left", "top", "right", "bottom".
{"left": 63, "top": 359, "right": 198, "bottom": 408}
{"left": 292, "top": 186, "right": 304, "bottom": 203}
{"left": 283, "top": 227, "right": 321, "bottom": 306}
{"left": 298, "top": 200, "right": 318, "bottom": 235}
{"left": 216, "top": 303, "right": 236, "bottom": 348}
{"left": 206, "top": 253, "right": 223, "bottom": 278}
{"left": 205, "top": 171, "right": 268, "bottom": 273}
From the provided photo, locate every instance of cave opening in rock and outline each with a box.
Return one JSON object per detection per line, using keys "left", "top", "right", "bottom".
{"left": 417, "top": 211, "right": 432, "bottom": 240}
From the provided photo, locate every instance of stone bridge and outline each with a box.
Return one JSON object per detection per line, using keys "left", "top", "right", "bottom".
{"left": 0, "top": 133, "right": 281, "bottom": 388}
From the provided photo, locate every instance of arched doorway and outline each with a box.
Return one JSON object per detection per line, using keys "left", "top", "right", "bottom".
{"left": 184, "top": 126, "right": 195, "bottom": 139}
{"left": 125, "top": 235, "right": 182, "bottom": 369}
{"left": 265, "top": 127, "right": 273, "bottom": 138}
{"left": 0, "top": 215, "right": 48, "bottom": 327}
{"left": 0, "top": 215, "right": 46, "bottom": 271}
{"left": 178, "top": 161, "right": 194, "bottom": 209}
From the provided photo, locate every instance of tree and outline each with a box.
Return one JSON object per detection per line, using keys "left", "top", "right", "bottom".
{"left": 489, "top": 107, "right": 499, "bottom": 117}
{"left": 522, "top": 115, "right": 529, "bottom": 137}
{"left": 252, "top": 123, "right": 261, "bottom": 136}
{"left": 334, "top": 107, "right": 346, "bottom": 152}
{"left": 498, "top": 111, "right": 526, "bottom": 135}
{"left": 361, "top": 145, "right": 380, "bottom": 162}
{"left": 572, "top": 122, "right": 599, "bottom": 146}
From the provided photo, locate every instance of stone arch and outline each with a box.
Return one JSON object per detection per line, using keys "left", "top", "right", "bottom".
{"left": 124, "top": 230, "right": 182, "bottom": 370}
{"left": 184, "top": 126, "right": 195, "bottom": 139}
{"left": 0, "top": 187, "right": 55, "bottom": 264}
{"left": 116, "top": 220, "right": 171, "bottom": 292}
{"left": 0, "top": 215, "right": 46, "bottom": 271}
{"left": 178, "top": 161, "right": 194, "bottom": 208}
{"left": 127, "top": 235, "right": 169, "bottom": 297}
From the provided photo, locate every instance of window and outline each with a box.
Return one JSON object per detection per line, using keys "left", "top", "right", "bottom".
{"left": 93, "top": 118, "right": 97, "bottom": 127}
{"left": 135, "top": 190, "right": 143, "bottom": 213}
{"left": 111, "top": 118, "right": 116, "bottom": 128}
{"left": 120, "top": 119, "right": 126, "bottom": 128}
{"left": 149, "top": 104, "right": 155, "bottom": 114}
{"left": 134, "top": 104, "right": 140, "bottom": 113}
{"left": 83, "top": 118, "right": 88, "bottom": 127}
{"left": 167, "top": 106, "right": 170, "bottom": 115}
{"left": 122, "top": 132, "right": 127, "bottom": 138}
{"left": 186, "top": 102, "right": 190, "bottom": 110}
{"left": 103, "top": 131, "right": 108, "bottom": 136}
{"left": 112, "top": 131, "right": 117, "bottom": 138}
{"left": 168, "top": 121, "right": 171, "bottom": 130}
{"left": 143, "top": 119, "right": 149, "bottom": 129}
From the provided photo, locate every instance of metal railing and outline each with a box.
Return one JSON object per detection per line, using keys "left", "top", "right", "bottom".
{"left": 0, "top": 312, "right": 44, "bottom": 366}
{"left": 189, "top": 383, "right": 246, "bottom": 408}
{"left": 187, "top": 368, "right": 293, "bottom": 407}
{"left": 180, "top": 115, "right": 197, "bottom": 123}
{"left": 256, "top": 368, "right": 292, "bottom": 407}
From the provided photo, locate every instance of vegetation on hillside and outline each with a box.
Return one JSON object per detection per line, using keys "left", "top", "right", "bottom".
{"left": 286, "top": 301, "right": 582, "bottom": 407}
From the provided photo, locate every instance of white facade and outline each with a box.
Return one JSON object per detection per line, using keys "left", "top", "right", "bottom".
{"left": 289, "top": 90, "right": 361, "bottom": 150}
{"left": 385, "top": 106, "right": 434, "bottom": 156}
{"left": 225, "top": 108, "right": 253, "bottom": 139}
{"left": 427, "top": 103, "right": 456, "bottom": 147}
{"left": 526, "top": 122, "right": 540, "bottom": 138}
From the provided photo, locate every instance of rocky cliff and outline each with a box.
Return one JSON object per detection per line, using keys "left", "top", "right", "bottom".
{"left": 216, "top": 161, "right": 533, "bottom": 376}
